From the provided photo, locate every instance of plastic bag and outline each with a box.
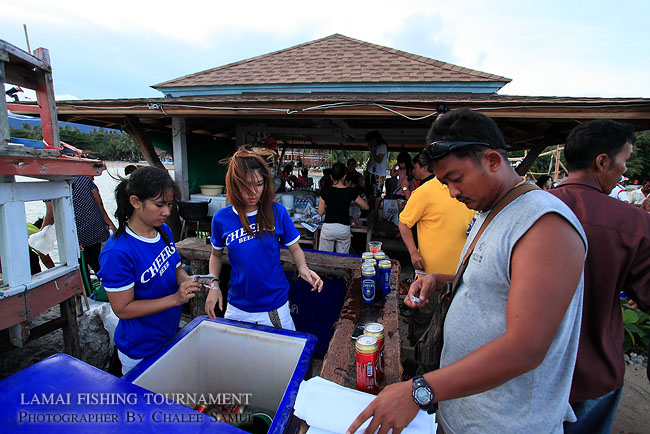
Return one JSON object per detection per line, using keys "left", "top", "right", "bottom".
{"left": 28, "top": 224, "right": 56, "bottom": 255}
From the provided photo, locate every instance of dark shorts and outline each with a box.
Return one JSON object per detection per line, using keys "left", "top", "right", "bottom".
{"left": 368, "top": 173, "right": 385, "bottom": 198}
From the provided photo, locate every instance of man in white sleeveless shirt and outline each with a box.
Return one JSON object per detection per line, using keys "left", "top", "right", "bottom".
{"left": 348, "top": 109, "right": 587, "bottom": 434}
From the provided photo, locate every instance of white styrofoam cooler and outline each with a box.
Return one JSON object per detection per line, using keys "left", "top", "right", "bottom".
{"left": 190, "top": 194, "right": 228, "bottom": 216}
{"left": 123, "top": 317, "right": 317, "bottom": 433}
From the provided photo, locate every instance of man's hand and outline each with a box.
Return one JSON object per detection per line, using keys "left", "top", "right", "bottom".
{"left": 346, "top": 380, "right": 420, "bottom": 434}
{"left": 409, "top": 251, "right": 425, "bottom": 271}
{"left": 404, "top": 274, "right": 437, "bottom": 308}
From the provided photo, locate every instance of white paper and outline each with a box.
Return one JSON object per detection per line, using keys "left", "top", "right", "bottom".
{"left": 294, "top": 376, "right": 436, "bottom": 434}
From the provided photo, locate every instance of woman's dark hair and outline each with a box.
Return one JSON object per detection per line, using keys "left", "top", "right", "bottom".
{"left": 320, "top": 168, "right": 333, "bottom": 190}
{"left": 124, "top": 164, "right": 138, "bottom": 176}
{"left": 365, "top": 130, "right": 385, "bottom": 144}
{"left": 564, "top": 120, "right": 636, "bottom": 172}
{"left": 396, "top": 151, "right": 414, "bottom": 176}
{"left": 330, "top": 163, "right": 347, "bottom": 182}
{"left": 113, "top": 166, "right": 179, "bottom": 244}
{"left": 224, "top": 148, "right": 275, "bottom": 238}
{"left": 345, "top": 170, "right": 360, "bottom": 187}
{"left": 413, "top": 151, "right": 434, "bottom": 173}
{"left": 535, "top": 174, "right": 552, "bottom": 189}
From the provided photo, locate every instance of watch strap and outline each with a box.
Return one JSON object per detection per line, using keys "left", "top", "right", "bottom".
{"left": 412, "top": 375, "right": 436, "bottom": 414}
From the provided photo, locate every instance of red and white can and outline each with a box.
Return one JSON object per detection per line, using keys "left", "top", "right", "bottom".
{"left": 355, "top": 334, "right": 378, "bottom": 394}
{"left": 364, "top": 323, "right": 385, "bottom": 381}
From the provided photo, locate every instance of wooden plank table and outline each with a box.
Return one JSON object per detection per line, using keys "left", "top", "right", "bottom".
{"left": 175, "top": 237, "right": 402, "bottom": 390}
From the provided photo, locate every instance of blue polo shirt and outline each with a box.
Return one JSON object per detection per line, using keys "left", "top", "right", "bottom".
{"left": 210, "top": 203, "right": 300, "bottom": 312}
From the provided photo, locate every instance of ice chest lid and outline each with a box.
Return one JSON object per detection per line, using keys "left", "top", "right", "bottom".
{"left": 0, "top": 353, "right": 235, "bottom": 433}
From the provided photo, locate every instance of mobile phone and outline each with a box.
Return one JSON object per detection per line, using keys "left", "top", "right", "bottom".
{"left": 351, "top": 323, "right": 366, "bottom": 340}
{"left": 193, "top": 274, "right": 214, "bottom": 286}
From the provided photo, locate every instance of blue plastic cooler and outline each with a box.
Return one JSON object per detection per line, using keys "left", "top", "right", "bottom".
{"left": 0, "top": 353, "right": 226, "bottom": 433}
{"left": 123, "top": 316, "right": 317, "bottom": 434}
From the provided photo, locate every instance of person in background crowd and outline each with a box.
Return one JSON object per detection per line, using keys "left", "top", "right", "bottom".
{"left": 345, "top": 170, "right": 366, "bottom": 227}
{"left": 319, "top": 167, "right": 333, "bottom": 191}
{"left": 347, "top": 157, "right": 365, "bottom": 191}
{"left": 550, "top": 119, "right": 650, "bottom": 434}
{"left": 124, "top": 164, "right": 139, "bottom": 177}
{"left": 398, "top": 150, "right": 475, "bottom": 344}
{"left": 394, "top": 151, "right": 416, "bottom": 208}
{"left": 43, "top": 175, "right": 117, "bottom": 293}
{"left": 98, "top": 166, "right": 201, "bottom": 375}
{"left": 298, "top": 168, "right": 313, "bottom": 190}
{"left": 349, "top": 108, "right": 587, "bottom": 434}
{"left": 364, "top": 130, "right": 388, "bottom": 218}
{"left": 642, "top": 193, "right": 650, "bottom": 213}
{"left": 535, "top": 174, "right": 553, "bottom": 190}
{"left": 318, "top": 163, "right": 369, "bottom": 253}
{"left": 205, "top": 149, "right": 323, "bottom": 329}
{"left": 609, "top": 176, "right": 629, "bottom": 201}
{"left": 628, "top": 181, "right": 650, "bottom": 206}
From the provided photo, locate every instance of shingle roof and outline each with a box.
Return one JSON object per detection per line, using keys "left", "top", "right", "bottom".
{"left": 153, "top": 34, "right": 511, "bottom": 89}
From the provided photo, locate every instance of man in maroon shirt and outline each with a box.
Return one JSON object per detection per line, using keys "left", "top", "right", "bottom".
{"left": 550, "top": 119, "right": 650, "bottom": 434}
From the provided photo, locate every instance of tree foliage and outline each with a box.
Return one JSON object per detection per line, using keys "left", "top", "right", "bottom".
{"left": 9, "top": 124, "right": 143, "bottom": 161}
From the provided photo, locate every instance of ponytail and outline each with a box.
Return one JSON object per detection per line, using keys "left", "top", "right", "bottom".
{"left": 112, "top": 166, "right": 179, "bottom": 245}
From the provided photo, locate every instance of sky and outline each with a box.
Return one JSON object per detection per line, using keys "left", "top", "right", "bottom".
{"left": 2, "top": 0, "right": 649, "bottom": 101}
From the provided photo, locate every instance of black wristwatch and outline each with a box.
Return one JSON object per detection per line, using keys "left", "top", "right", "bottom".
{"left": 412, "top": 375, "right": 436, "bottom": 414}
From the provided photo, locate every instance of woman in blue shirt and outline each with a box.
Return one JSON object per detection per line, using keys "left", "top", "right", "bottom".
{"left": 98, "top": 166, "right": 201, "bottom": 375}
{"left": 205, "top": 149, "right": 323, "bottom": 329}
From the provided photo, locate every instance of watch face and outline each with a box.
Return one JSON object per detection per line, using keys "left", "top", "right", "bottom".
{"left": 415, "top": 387, "right": 431, "bottom": 404}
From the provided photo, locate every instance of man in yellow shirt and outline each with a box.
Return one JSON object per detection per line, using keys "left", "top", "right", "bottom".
{"left": 398, "top": 151, "right": 475, "bottom": 344}
{"left": 398, "top": 151, "right": 475, "bottom": 275}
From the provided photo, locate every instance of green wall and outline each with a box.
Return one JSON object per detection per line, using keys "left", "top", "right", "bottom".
{"left": 150, "top": 132, "right": 236, "bottom": 195}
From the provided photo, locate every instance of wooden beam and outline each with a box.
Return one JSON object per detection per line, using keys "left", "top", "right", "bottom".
{"left": 124, "top": 115, "right": 165, "bottom": 169}
{"left": 33, "top": 48, "right": 60, "bottom": 150}
{"left": 172, "top": 117, "right": 189, "bottom": 200}
{"left": 4, "top": 63, "right": 39, "bottom": 89}
{"left": 516, "top": 142, "right": 549, "bottom": 176}
{"left": 0, "top": 61, "right": 9, "bottom": 146}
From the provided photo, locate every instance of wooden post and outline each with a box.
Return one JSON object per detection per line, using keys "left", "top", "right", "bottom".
{"left": 554, "top": 145, "right": 562, "bottom": 181}
{"left": 124, "top": 115, "right": 165, "bottom": 169}
{"left": 0, "top": 58, "right": 9, "bottom": 146}
{"left": 236, "top": 123, "right": 245, "bottom": 147}
{"left": 0, "top": 201, "right": 32, "bottom": 287}
{"left": 172, "top": 117, "right": 189, "bottom": 200}
{"left": 189, "top": 259, "right": 208, "bottom": 319}
{"left": 51, "top": 188, "right": 80, "bottom": 268}
{"left": 60, "top": 296, "right": 81, "bottom": 358}
{"left": 33, "top": 48, "right": 60, "bottom": 150}
{"left": 515, "top": 143, "right": 547, "bottom": 177}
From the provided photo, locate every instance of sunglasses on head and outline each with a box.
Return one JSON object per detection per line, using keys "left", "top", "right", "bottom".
{"left": 425, "top": 141, "right": 495, "bottom": 160}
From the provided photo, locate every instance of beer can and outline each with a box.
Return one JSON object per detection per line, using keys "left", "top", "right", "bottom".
{"left": 362, "top": 252, "right": 374, "bottom": 260}
{"left": 363, "top": 323, "right": 385, "bottom": 380}
{"left": 361, "top": 265, "right": 376, "bottom": 303}
{"left": 378, "top": 260, "right": 391, "bottom": 295}
{"left": 363, "top": 259, "right": 378, "bottom": 282}
{"left": 374, "top": 251, "right": 387, "bottom": 261}
{"left": 355, "top": 334, "right": 378, "bottom": 394}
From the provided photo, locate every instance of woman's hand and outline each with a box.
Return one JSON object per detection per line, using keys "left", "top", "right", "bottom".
{"left": 299, "top": 265, "right": 323, "bottom": 292}
{"left": 205, "top": 284, "right": 224, "bottom": 320}
{"left": 176, "top": 279, "right": 201, "bottom": 305}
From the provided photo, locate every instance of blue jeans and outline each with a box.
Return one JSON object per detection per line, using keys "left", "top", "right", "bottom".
{"left": 564, "top": 387, "right": 622, "bottom": 434}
